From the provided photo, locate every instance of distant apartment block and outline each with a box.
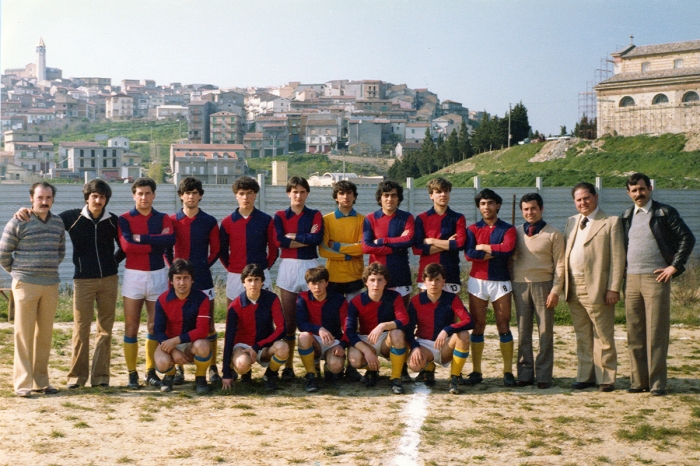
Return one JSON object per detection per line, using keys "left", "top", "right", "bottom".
{"left": 105, "top": 94, "right": 133, "bottom": 120}
{"left": 156, "top": 105, "right": 188, "bottom": 120}
{"left": 243, "top": 132, "right": 263, "bottom": 158}
{"left": 170, "top": 143, "right": 247, "bottom": 185}
{"left": 348, "top": 118, "right": 382, "bottom": 154}
{"left": 210, "top": 111, "right": 244, "bottom": 144}
{"left": 305, "top": 118, "right": 339, "bottom": 154}
{"left": 405, "top": 122, "right": 430, "bottom": 143}
{"left": 65, "top": 143, "right": 124, "bottom": 181}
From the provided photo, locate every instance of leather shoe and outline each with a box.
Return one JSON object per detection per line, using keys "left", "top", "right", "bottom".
{"left": 571, "top": 381, "right": 595, "bottom": 390}
{"left": 627, "top": 387, "right": 649, "bottom": 394}
{"left": 651, "top": 389, "right": 667, "bottom": 396}
{"left": 598, "top": 384, "right": 615, "bottom": 392}
{"left": 516, "top": 380, "right": 533, "bottom": 387}
{"left": 537, "top": 382, "right": 552, "bottom": 389}
{"left": 67, "top": 383, "right": 80, "bottom": 390}
{"left": 43, "top": 386, "right": 59, "bottom": 395}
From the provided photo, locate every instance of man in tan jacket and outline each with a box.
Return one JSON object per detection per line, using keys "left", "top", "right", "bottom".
{"left": 564, "top": 182, "right": 625, "bottom": 392}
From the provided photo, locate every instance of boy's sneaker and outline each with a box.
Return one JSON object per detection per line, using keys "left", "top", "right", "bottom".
{"left": 127, "top": 371, "right": 140, "bottom": 390}
{"left": 416, "top": 369, "right": 436, "bottom": 387}
{"left": 281, "top": 367, "right": 295, "bottom": 381}
{"left": 464, "top": 371, "right": 483, "bottom": 385}
{"left": 161, "top": 375, "right": 174, "bottom": 393}
{"left": 209, "top": 366, "right": 222, "bottom": 386}
{"left": 449, "top": 375, "right": 461, "bottom": 394}
{"left": 304, "top": 373, "right": 319, "bottom": 393}
{"left": 390, "top": 378, "right": 405, "bottom": 394}
{"left": 240, "top": 370, "right": 252, "bottom": 384}
{"left": 455, "top": 374, "right": 467, "bottom": 385}
{"left": 195, "top": 376, "right": 209, "bottom": 394}
{"left": 345, "top": 365, "right": 362, "bottom": 382}
{"left": 263, "top": 369, "right": 279, "bottom": 391}
{"left": 145, "top": 370, "right": 162, "bottom": 388}
{"left": 364, "top": 370, "right": 379, "bottom": 388}
{"left": 401, "top": 363, "right": 412, "bottom": 383}
{"left": 503, "top": 372, "right": 516, "bottom": 387}
{"left": 173, "top": 366, "right": 185, "bottom": 385}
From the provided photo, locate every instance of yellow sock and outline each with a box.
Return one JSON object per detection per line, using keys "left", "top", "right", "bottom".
{"left": 194, "top": 351, "right": 213, "bottom": 377}
{"left": 123, "top": 336, "right": 138, "bottom": 372}
{"left": 161, "top": 366, "right": 177, "bottom": 376}
{"left": 145, "top": 334, "right": 158, "bottom": 371}
{"left": 390, "top": 346, "right": 407, "bottom": 380}
{"left": 208, "top": 332, "right": 218, "bottom": 366}
{"left": 425, "top": 361, "right": 436, "bottom": 372}
{"left": 500, "top": 332, "right": 514, "bottom": 373}
{"left": 470, "top": 334, "right": 485, "bottom": 373}
{"left": 298, "top": 345, "right": 317, "bottom": 375}
{"left": 284, "top": 335, "right": 295, "bottom": 369}
{"left": 451, "top": 347, "right": 469, "bottom": 377}
{"left": 269, "top": 354, "right": 287, "bottom": 373}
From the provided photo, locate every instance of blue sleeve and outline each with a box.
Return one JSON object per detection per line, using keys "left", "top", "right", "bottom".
{"left": 345, "top": 301, "right": 361, "bottom": 346}
{"left": 154, "top": 299, "right": 168, "bottom": 343}
{"left": 296, "top": 295, "right": 321, "bottom": 334}
{"left": 222, "top": 306, "right": 238, "bottom": 379}
{"left": 274, "top": 214, "right": 292, "bottom": 248}
{"left": 405, "top": 301, "right": 419, "bottom": 350}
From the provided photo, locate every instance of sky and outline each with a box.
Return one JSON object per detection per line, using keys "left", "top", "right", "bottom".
{"left": 1, "top": 0, "right": 699, "bottom": 135}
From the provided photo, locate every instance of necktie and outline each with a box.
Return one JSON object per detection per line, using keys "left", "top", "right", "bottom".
{"left": 580, "top": 217, "right": 589, "bottom": 230}
{"left": 527, "top": 225, "right": 536, "bottom": 237}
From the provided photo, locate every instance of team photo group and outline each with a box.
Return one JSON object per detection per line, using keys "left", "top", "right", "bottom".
{"left": 0, "top": 170, "right": 693, "bottom": 399}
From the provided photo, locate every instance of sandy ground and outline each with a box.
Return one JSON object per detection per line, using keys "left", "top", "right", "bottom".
{"left": 0, "top": 322, "right": 698, "bottom": 466}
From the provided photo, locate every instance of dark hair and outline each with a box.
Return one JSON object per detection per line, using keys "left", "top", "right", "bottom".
{"left": 132, "top": 177, "right": 156, "bottom": 194}
{"left": 571, "top": 182, "right": 596, "bottom": 198}
{"left": 626, "top": 173, "right": 652, "bottom": 190}
{"left": 423, "top": 263, "right": 446, "bottom": 281}
{"left": 168, "top": 258, "right": 195, "bottom": 282}
{"left": 375, "top": 180, "right": 403, "bottom": 206}
{"left": 332, "top": 180, "right": 358, "bottom": 204}
{"left": 178, "top": 176, "right": 204, "bottom": 197}
{"left": 475, "top": 188, "right": 502, "bottom": 207}
{"left": 427, "top": 177, "right": 452, "bottom": 194}
{"left": 305, "top": 266, "right": 330, "bottom": 284}
{"left": 30, "top": 181, "right": 56, "bottom": 197}
{"left": 519, "top": 193, "right": 543, "bottom": 210}
{"left": 232, "top": 176, "right": 260, "bottom": 194}
{"left": 286, "top": 176, "right": 310, "bottom": 193}
{"left": 362, "top": 262, "right": 390, "bottom": 284}
{"left": 83, "top": 179, "right": 112, "bottom": 205}
{"left": 241, "top": 263, "right": 265, "bottom": 282}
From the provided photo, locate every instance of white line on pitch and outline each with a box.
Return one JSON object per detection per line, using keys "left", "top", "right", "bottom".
{"left": 392, "top": 384, "right": 430, "bottom": 466}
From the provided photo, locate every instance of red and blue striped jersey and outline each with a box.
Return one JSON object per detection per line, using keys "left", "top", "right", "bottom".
{"left": 168, "top": 209, "right": 220, "bottom": 291}
{"left": 296, "top": 289, "right": 349, "bottom": 348}
{"left": 345, "top": 290, "right": 409, "bottom": 346}
{"left": 362, "top": 209, "right": 415, "bottom": 288}
{"left": 465, "top": 219, "right": 516, "bottom": 281}
{"left": 413, "top": 207, "right": 467, "bottom": 284}
{"left": 405, "top": 291, "right": 473, "bottom": 349}
{"left": 154, "top": 288, "right": 210, "bottom": 344}
{"left": 222, "top": 289, "right": 285, "bottom": 379}
{"left": 118, "top": 208, "right": 175, "bottom": 271}
{"left": 219, "top": 208, "right": 277, "bottom": 273}
{"left": 274, "top": 206, "right": 323, "bottom": 260}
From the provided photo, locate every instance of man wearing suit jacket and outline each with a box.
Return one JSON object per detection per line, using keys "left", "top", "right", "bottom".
{"left": 564, "top": 182, "right": 625, "bottom": 392}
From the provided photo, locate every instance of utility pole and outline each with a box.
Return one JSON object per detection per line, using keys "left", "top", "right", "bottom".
{"left": 507, "top": 103, "right": 512, "bottom": 148}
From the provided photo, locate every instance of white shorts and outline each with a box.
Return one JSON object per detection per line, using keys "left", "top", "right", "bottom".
{"left": 344, "top": 289, "right": 363, "bottom": 302}
{"left": 122, "top": 268, "right": 168, "bottom": 301}
{"left": 277, "top": 258, "right": 318, "bottom": 293}
{"left": 416, "top": 338, "right": 451, "bottom": 368}
{"left": 358, "top": 332, "right": 389, "bottom": 358}
{"left": 201, "top": 288, "right": 215, "bottom": 300}
{"left": 418, "top": 282, "right": 461, "bottom": 294}
{"left": 390, "top": 286, "right": 412, "bottom": 297}
{"left": 175, "top": 342, "right": 192, "bottom": 354}
{"left": 468, "top": 277, "right": 512, "bottom": 302}
{"left": 313, "top": 334, "right": 342, "bottom": 361}
{"left": 233, "top": 343, "right": 267, "bottom": 368}
{"left": 226, "top": 270, "right": 272, "bottom": 300}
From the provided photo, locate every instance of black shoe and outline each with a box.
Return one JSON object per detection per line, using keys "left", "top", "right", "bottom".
{"left": 571, "top": 381, "right": 595, "bottom": 390}
{"left": 598, "top": 384, "right": 615, "bottom": 392}
{"left": 281, "top": 367, "right": 295, "bottom": 381}
{"left": 240, "top": 370, "right": 252, "bottom": 384}
{"left": 127, "top": 371, "right": 140, "bottom": 390}
{"left": 43, "top": 386, "right": 59, "bottom": 395}
{"left": 503, "top": 372, "right": 516, "bottom": 387}
{"left": 651, "top": 389, "right": 667, "bottom": 396}
{"left": 456, "top": 374, "right": 467, "bottom": 385}
{"left": 390, "top": 378, "right": 404, "bottom": 394}
{"left": 323, "top": 364, "right": 341, "bottom": 383}
{"left": 345, "top": 365, "right": 362, "bottom": 382}
{"left": 161, "top": 375, "right": 174, "bottom": 393}
{"left": 209, "top": 366, "right": 222, "bottom": 386}
{"left": 263, "top": 369, "right": 279, "bottom": 391}
{"left": 448, "top": 375, "right": 461, "bottom": 394}
{"left": 416, "top": 369, "right": 436, "bottom": 387}
{"left": 195, "top": 376, "right": 209, "bottom": 394}
{"left": 92, "top": 382, "right": 109, "bottom": 388}
{"left": 537, "top": 382, "right": 552, "bottom": 389}
{"left": 365, "top": 370, "right": 378, "bottom": 388}
{"left": 67, "top": 383, "right": 80, "bottom": 390}
{"left": 516, "top": 380, "right": 533, "bottom": 387}
{"left": 173, "top": 366, "right": 185, "bottom": 385}
{"left": 401, "top": 363, "right": 412, "bottom": 383}
{"left": 464, "top": 372, "right": 483, "bottom": 386}
{"left": 304, "top": 373, "right": 319, "bottom": 393}
{"left": 627, "top": 387, "right": 649, "bottom": 394}
{"left": 145, "top": 370, "right": 162, "bottom": 388}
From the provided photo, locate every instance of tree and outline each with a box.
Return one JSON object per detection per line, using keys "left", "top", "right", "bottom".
{"left": 573, "top": 115, "right": 597, "bottom": 140}
{"left": 446, "top": 129, "right": 460, "bottom": 165}
{"left": 457, "top": 121, "right": 473, "bottom": 160}
{"left": 507, "top": 102, "right": 531, "bottom": 144}
{"left": 559, "top": 125, "right": 568, "bottom": 137}
{"left": 417, "top": 128, "right": 437, "bottom": 176}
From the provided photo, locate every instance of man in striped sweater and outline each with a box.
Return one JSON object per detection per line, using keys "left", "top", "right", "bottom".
{"left": 0, "top": 181, "right": 65, "bottom": 397}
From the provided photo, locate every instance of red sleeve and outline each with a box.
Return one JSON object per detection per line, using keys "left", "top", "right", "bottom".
{"left": 362, "top": 216, "right": 392, "bottom": 256}
{"left": 450, "top": 295, "right": 472, "bottom": 329}
{"left": 338, "top": 300, "right": 349, "bottom": 347}
{"left": 490, "top": 225, "right": 517, "bottom": 254}
{"left": 267, "top": 219, "right": 279, "bottom": 268}
{"left": 118, "top": 217, "right": 151, "bottom": 254}
{"left": 382, "top": 215, "right": 415, "bottom": 246}
{"left": 187, "top": 295, "right": 212, "bottom": 342}
{"left": 254, "top": 295, "right": 285, "bottom": 350}
{"left": 393, "top": 294, "right": 409, "bottom": 327}
{"left": 208, "top": 222, "right": 220, "bottom": 268}
{"left": 453, "top": 215, "right": 467, "bottom": 250}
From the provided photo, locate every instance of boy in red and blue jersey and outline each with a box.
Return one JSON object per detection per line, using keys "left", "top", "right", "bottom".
{"left": 413, "top": 177, "right": 467, "bottom": 293}
{"left": 274, "top": 176, "right": 323, "bottom": 380}
{"left": 464, "top": 188, "right": 517, "bottom": 387}
{"left": 346, "top": 262, "right": 409, "bottom": 394}
{"left": 153, "top": 259, "right": 212, "bottom": 394}
{"left": 167, "top": 176, "right": 221, "bottom": 386}
{"left": 221, "top": 264, "right": 288, "bottom": 391}
{"left": 406, "top": 263, "right": 473, "bottom": 394}
{"left": 296, "top": 266, "right": 349, "bottom": 392}
{"left": 118, "top": 177, "right": 176, "bottom": 390}
{"left": 220, "top": 176, "right": 278, "bottom": 305}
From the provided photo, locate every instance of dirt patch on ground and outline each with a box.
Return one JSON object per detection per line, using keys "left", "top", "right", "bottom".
{"left": 528, "top": 139, "right": 581, "bottom": 162}
{"left": 683, "top": 132, "right": 700, "bottom": 152}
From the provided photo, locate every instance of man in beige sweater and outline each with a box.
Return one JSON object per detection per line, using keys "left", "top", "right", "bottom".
{"left": 512, "top": 193, "right": 564, "bottom": 389}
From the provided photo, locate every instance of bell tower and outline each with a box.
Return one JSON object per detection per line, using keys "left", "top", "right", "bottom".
{"left": 36, "top": 37, "right": 46, "bottom": 81}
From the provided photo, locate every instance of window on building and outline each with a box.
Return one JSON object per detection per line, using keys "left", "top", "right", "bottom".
{"left": 91, "top": 160, "right": 95, "bottom": 168}
{"left": 103, "top": 159, "right": 107, "bottom": 167}
{"left": 620, "top": 96, "right": 636, "bottom": 107}
{"left": 185, "top": 166, "right": 190, "bottom": 174}
{"left": 652, "top": 94, "right": 669, "bottom": 105}
{"left": 91, "top": 150, "right": 95, "bottom": 157}
{"left": 223, "top": 166, "right": 228, "bottom": 175}
{"left": 200, "top": 166, "right": 204, "bottom": 175}
{"left": 113, "top": 150, "right": 117, "bottom": 157}
{"left": 80, "top": 149, "right": 84, "bottom": 157}
{"left": 113, "top": 159, "right": 117, "bottom": 168}
{"left": 80, "top": 160, "right": 84, "bottom": 168}
{"left": 682, "top": 91, "right": 699, "bottom": 103}
{"left": 641, "top": 62, "right": 650, "bottom": 72}
{"left": 674, "top": 59, "right": 684, "bottom": 69}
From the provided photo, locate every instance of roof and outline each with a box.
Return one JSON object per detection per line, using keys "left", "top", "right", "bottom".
{"left": 12, "top": 141, "right": 53, "bottom": 148}
{"left": 306, "top": 119, "right": 337, "bottom": 126}
{"left": 596, "top": 67, "right": 700, "bottom": 86}
{"left": 173, "top": 151, "right": 241, "bottom": 160}
{"left": 172, "top": 143, "right": 244, "bottom": 151}
{"left": 59, "top": 141, "right": 100, "bottom": 147}
{"left": 406, "top": 122, "right": 429, "bottom": 127}
{"left": 243, "top": 132, "right": 263, "bottom": 140}
{"left": 618, "top": 39, "right": 700, "bottom": 58}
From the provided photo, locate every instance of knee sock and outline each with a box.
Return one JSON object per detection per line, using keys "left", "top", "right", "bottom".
{"left": 207, "top": 332, "right": 218, "bottom": 367}
{"left": 159, "top": 366, "right": 177, "bottom": 376}
{"left": 284, "top": 335, "right": 295, "bottom": 369}
{"left": 123, "top": 336, "right": 138, "bottom": 373}
{"left": 145, "top": 334, "right": 158, "bottom": 372}
{"left": 390, "top": 346, "right": 407, "bottom": 380}
{"left": 269, "top": 354, "right": 287, "bottom": 373}
{"left": 194, "top": 351, "right": 213, "bottom": 377}
{"left": 470, "top": 334, "right": 484, "bottom": 373}
{"left": 451, "top": 347, "right": 469, "bottom": 377}
{"left": 425, "top": 361, "right": 436, "bottom": 372}
{"left": 500, "top": 332, "right": 514, "bottom": 374}
{"left": 298, "top": 345, "right": 317, "bottom": 375}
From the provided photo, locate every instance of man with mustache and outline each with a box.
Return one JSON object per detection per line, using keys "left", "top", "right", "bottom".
{"left": 621, "top": 173, "right": 695, "bottom": 396}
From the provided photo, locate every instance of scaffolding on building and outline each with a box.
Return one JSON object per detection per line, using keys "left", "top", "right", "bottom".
{"left": 578, "top": 57, "right": 613, "bottom": 121}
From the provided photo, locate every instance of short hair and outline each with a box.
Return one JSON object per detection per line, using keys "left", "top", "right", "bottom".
{"left": 362, "top": 262, "right": 391, "bottom": 284}
{"left": 232, "top": 176, "right": 260, "bottom": 194}
{"left": 427, "top": 177, "right": 452, "bottom": 194}
{"left": 30, "top": 181, "right": 56, "bottom": 198}
{"left": 83, "top": 179, "right": 112, "bottom": 205}
{"left": 168, "top": 258, "right": 195, "bottom": 282}
{"left": 423, "top": 263, "right": 447, "bottom": 281}
{"left": 132, "top": 177, "right": 156, "bottom": 194}
{"left": 475, "top": 188, "right": 502, "bottom": 207}
{"left": 332, "top": 180, "right": 358, "bottom": 204}
{"left": 519, "top": 193, "right": 543, "bottom": 210}
{"left": 305, "top": 266, "right": 330, "bottom": 284}
{"left": 375, "top": 180, "right": 404, "bottom": 206}
{"left": 241, "top": 263, "right": 265, "bottom": 282}
{"left": 177, "top": 176, "right": 204, "bottom": 197}
{"left": 571, "top": 182, "right": 596, "bottom": 198}
{"left": 286, "top": 176, "right": 310, "bottom": 193}
{"left": 626, "top": 172, "right": 652, "bottom": 190}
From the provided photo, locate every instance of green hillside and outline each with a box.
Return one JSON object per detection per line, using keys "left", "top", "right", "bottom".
{"left": 246, "top": 153, "right": 385, "bottom": 183}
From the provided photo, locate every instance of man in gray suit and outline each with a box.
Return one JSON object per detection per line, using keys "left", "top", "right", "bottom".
{"left": 564, "top": 182, "right": 625, "bottom": 392}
